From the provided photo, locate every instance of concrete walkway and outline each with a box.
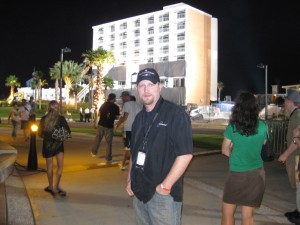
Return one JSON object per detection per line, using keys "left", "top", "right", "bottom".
{"left": 0, "top": 121, "right": 296, "bottom": 225}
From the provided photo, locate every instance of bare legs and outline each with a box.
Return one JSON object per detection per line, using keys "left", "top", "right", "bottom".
{"left": 45, "top": 152, "right": 64, "bottom": 193}
{"left": 121, "top": 150, "right": 130, "bottom": 168}
{"left": 222, "top": 202, "right": 254, "bottom": 225}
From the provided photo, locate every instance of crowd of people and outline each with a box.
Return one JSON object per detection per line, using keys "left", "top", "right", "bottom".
{"left": 3, "top": 68, "right": 300, "bottom": 225}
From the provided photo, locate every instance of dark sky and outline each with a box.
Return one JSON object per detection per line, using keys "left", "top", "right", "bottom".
{"left": 0, "top": 0, "right": 299, "bottom": 100}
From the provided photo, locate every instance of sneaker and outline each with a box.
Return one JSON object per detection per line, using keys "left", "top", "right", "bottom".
{"left": 285, "top": 209, "right": 299, "bottom": 218}
{"left": 90, "top": 152, "right": 97, "bottom": 158}
{"left": 118, "top": 164, "right": 126, "bottom": 171}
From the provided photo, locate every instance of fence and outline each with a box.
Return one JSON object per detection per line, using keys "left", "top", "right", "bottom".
{"left": 267, "top": 120, "right": 288, "bottom": 156}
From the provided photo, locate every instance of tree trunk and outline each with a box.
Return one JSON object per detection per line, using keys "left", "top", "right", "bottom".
{"left": 55, "top": 79, "right": 58, "bottom": 101}
{"left": 38, "top": 79, "right": 42, "bottom": 109}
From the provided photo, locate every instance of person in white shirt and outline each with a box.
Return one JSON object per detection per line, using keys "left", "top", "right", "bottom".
{"left": 90, "top": 106, "right": 95, "bottom": 121}
{"left": 18, "top": 99, "right": 31, "bottom": 141}
{"left": 115, "top": 91, "right": 142, "bottom": 170}
{"left": 84, "top": 107, "right": 90, "bottom": 123}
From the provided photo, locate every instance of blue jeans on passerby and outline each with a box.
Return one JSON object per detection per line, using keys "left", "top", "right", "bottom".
{"left": 133, "top": 192, "right": 182, "bottom": 225}
{"left": 92, "top": 125, "right": 113, "bottom": 161}
{"left": 12, "top": 120, "right": 18, "bottom": 138}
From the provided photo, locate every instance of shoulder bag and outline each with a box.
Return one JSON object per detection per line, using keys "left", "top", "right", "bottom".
{"left": 52, "top": 117, "right": 71, "bottom": 141}
{"left": 261, "top": 123, "right": 275, "bottom": 162}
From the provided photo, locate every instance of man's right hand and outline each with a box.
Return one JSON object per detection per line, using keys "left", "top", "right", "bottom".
{"left": 126, "top": 181, "right": 134, "bottom": 197}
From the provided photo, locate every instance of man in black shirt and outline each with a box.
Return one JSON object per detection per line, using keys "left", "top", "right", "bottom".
{"left": 91, "top": 93, "right": 120, "bottom": 162}
{"left": 126, "top": 68, "right": 193, "bottom": 225}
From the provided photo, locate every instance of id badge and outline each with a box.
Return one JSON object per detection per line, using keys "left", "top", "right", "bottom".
{"left": 137, "top": 151, "right": 146, "bottom": 166}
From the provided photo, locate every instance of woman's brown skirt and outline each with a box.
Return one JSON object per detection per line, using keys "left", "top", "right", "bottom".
{"left": 223, "top": 167, "right": 265, "bottom": 207}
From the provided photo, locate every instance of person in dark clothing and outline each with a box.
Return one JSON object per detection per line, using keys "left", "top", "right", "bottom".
{"left": 91, "top": 93, "right": 120, "bottom": 162}
{"left": 126, "top": 68, "right": 193, "bottom": 225}
{"left": 38, "top": 100, "right": 71, "bottom": 197}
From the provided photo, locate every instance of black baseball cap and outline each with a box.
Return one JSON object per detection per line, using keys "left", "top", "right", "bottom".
{"left": 136, "top": 68, "right": 160, "bottom": 85}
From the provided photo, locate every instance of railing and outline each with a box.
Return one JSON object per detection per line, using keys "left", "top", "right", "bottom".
{"left": 267, "top": 120, "right": 288, "bottom": 156}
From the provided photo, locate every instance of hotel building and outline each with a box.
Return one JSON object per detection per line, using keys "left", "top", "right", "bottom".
{"left": 92, "top": 3, "right": 218, "bottom": 105}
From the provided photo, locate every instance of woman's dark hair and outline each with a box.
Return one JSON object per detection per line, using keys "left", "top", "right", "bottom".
{"left": 229, "top": 92, "right": 259, "bottom": 136}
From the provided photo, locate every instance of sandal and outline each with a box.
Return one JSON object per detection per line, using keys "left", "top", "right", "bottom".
{"left": 57, "top": 188, "right": 67, "bottom": 197}
{"left": 44, "top": 187, "right": 56, "bottom": 196}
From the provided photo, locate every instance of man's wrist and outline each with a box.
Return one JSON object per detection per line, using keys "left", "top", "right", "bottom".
{"left": 160, "top": 183, "right": 170, "bottom": 192}
{"left": 293, "top": 137, "right": 300, "bottom": 144}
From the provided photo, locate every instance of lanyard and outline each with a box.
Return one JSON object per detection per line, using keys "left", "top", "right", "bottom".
{"left": 140, "top": 98, "right": 164, "bottom": 151}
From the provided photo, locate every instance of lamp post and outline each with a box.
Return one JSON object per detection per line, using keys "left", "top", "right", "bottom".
{"left": 60, "top": 47, "right": 71, "bottom": 114}
{"left": 131, "top": 72, "right": 137, "bottom": 92}
{"left": 257, "top": 63, "right": 268, "bottom": 120}
{"left": 27, "top": 123, "right": 38, "bottom": 170}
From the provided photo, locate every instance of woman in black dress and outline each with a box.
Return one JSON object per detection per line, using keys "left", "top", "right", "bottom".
{"left": 38, "top": 100, "right": 71, "bottom": 196}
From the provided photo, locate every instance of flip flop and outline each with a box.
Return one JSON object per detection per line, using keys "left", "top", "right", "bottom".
{"left": 44, "top": 187, "right": 56, "bottom": 196}
{"left": 57, "top": 188, "right": 67, "bottom": 197}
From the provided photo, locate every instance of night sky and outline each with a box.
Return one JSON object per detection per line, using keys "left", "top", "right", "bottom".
{"left": 0, "top": 0, "right": 299, "bottom": 101}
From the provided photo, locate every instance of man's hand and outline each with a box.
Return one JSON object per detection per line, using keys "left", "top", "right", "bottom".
{"left": 278, "top": 152, "right": 288, "bottom": 163}
{"left": 126, "top": 180, "right": 134, "bottom": 197}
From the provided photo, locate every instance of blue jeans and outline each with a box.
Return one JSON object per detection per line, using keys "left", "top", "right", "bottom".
{"left": 133, "top": 193, "right": 182, "bottom": 225}
{"left": 92, "top": 125, "right": 113, "bottom": 161}
{"left": 11, "top": 120, "right": 18, "bottom": 138}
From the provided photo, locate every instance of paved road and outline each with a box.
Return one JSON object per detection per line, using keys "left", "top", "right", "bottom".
{"left": 0, "top": 121, "right": 296, "bottom": 225}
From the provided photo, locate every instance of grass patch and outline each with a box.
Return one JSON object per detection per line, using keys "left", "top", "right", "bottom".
{"left": 0, "top": 123, "right": 223, "bottom": 149}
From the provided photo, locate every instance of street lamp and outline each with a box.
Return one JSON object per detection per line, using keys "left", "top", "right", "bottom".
{"left": 60, "top": 47, "right": 71, "bottom": 114}
{"left": 131, "top": 72, "right": 137, "bottom": 92}
{"left": 27, "top": 123, "right": 38, "bottom": 170}
{"left": 257, "top": 63, "right": 268, "bottom": 120}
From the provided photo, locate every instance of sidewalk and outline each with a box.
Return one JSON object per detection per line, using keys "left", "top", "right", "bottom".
{"left": 0, "top": 122, "right": 296, "bottom": 225}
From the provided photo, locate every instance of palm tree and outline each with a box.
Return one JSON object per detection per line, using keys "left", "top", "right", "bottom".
{"left": 103, "top": 77, "right": 114, "bottom": 99}
{"left": 82, "top": 47, "right": 115, "bottom": 109}
{"left": 82, "top": 73, "right": 95, "bottom": 103}
{"left": 5, "top": 75, "right": 21, "bottom": 103}
{"left": 217, "top": 81, "right": 224, "bottom": 102}
{"left": 50, "top": 60, "right": 85, "bottom": 105}
{"left": 32, "top": 70, "right": 44, "bottom": 109}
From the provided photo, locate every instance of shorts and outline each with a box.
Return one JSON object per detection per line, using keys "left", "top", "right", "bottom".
{"left": 21, "top": 120, "right": 29, "bottom": 130}
{"left": 223, "top": 167, "right": 265, "bottom": 207}
{"left": 123, "top": 131, "right": 131, "bottom": 150}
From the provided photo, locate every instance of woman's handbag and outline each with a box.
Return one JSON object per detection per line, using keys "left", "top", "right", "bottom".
{"left": 52, "top": 126, "right": 71, "bottom": 141}
{"left": 51, "top": 117, "right": 71, "bottom": 141}
{"left": 261, "top": 124, "right": 275, "bottom": 162}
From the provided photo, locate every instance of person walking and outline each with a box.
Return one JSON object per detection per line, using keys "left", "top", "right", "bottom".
{"left": 8, "top": 102, "right": 19, "bottom": 140}
{"left": 115, "top": 91, "right": 142, "bottom": 171}
{"left": 221, "top": 92, "right": 268, "bottom": 225}
{"left": 38, "top": 100, "right": 71, "bottom": 197}
{"left": 29, "top": 96, "right": 37, "bottom": 121}
{"left": 18, "top": 98, "right": 31, "bottom": 141}
{"left": 126, "top": 68, "right": 193, "bottom": 225}
{"left": 91, "top": 93, "right": 120, "bottom": 162}
{"left": 278, "top": 90, "right": 300, "bottom": 224}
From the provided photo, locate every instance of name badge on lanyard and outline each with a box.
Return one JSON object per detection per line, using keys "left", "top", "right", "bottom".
{"left": 137, "top": 151, "right": 146, "bottom": 166}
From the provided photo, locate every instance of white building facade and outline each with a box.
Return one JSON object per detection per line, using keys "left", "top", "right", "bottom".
{"left": 92, "top": 3, "right": 218, "bottom": 105}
